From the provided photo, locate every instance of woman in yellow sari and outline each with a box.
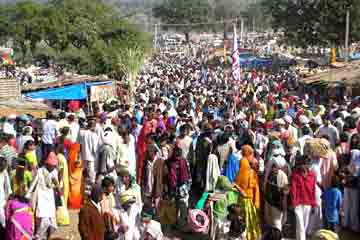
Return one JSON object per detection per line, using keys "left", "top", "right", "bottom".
{"left": 235, "top": 145, "right": 262, "bottom": 240}
{"left": 56, "top": 144, "right": 70, "bottom": 225}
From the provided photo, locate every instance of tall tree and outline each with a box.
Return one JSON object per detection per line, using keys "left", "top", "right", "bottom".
{"left": 0, "top": 0, "right": 151, "bottom": 79}
{"left": 153, "top": 0, "right": 210, "bottom": 42}
{"left": 264, "top": 0, "right": 360, "bottom": 48}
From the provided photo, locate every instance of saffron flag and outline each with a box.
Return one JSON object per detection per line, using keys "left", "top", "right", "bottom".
{"left": 231, "top": 24, "right": 241, "bottom": 81}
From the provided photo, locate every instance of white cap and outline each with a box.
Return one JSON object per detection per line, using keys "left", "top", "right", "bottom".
{"left": 340, "top": 111, "right": 350, "bottom": 119}
{"left": 352, "top": 107, "right": 360, "bottom": 118}
{"left": 283, "top": 115, "right": 293, "bottom": 124}
{"left": 256, "top": 117, "right": 266, "bottom": 124}
{"left": 299, "top": 115, "right": 310, "bottom": 125}
{"left": 236, "top": 112, "right": 246, "bottom": 120}
{"left": 313, "top": 116, "right": 323, "bottom": 126}
{"left": 275, "top": 118, "right": 286, "bottom": 126}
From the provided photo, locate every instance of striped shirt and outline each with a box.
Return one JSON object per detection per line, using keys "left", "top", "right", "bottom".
{"left": 0, "top": 145, "right": 18, "bottom": 168}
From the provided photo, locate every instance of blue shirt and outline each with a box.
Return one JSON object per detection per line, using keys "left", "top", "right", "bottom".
{"left": 322, "top": 187, "right": 342, "bottom": 224}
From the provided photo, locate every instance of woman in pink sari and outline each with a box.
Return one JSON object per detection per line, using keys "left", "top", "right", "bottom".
{"left": 6, "top": 196, "right": 34, "bottom": 240}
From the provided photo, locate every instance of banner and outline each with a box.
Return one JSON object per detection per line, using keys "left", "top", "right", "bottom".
{"left": 231, "top": 24, "right": 241, "bottom": 81}
{"left": 90, "top": 84, "right": 115, "bottom": 102}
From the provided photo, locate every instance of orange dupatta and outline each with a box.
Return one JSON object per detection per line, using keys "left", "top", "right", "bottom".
{"left": 68, "top": 143, "right": 83, "bottom": 209}
{"left": 235, "top": 157, "right": 261, "bottom": 209}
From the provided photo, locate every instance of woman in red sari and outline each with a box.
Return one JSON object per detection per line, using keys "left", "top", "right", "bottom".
{"left": 136, "top": 115, "right": 156, "bottom": 183}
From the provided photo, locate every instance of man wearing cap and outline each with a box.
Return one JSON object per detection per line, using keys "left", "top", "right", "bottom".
{"left": 298, "top": 115, "right": 313, "bottom": 137}
{"left": 116, "top": 190, "right": 141, "bottom": 240}
{"left": 41, "top": 111, "right": 59, "bottom": 161}
{"left": 79, "top": 119, "right": 100, "bottom": 184}
{"left": 115, "top": 166, "right": 142, "bottom": 209}
{"left": 284, "top": 115, "right": 298, "bottom": 141}
{"left": 79, "top": 186, "right": 106, "bottom": 240}
{"left": 142, "top": 220, "right": 163, "bottom": 240}
{"left": 68, "top": 114, "right": 80, "bottom": 143}
{"left": 315, "top": 115, "right": 339, "bottom": 149}
{"left": 28, "top": 152, "right": 59, "bottom": 240}
{"left": 3, "top": 114, "right": 16, "bottom": 137}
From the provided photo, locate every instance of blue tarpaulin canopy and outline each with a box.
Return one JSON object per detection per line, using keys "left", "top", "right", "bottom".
{"left": 25, "top": 81, "right": 114, "bottom": 100}
{"left": 239, "top": 57, "right": 272, "bottom": 68}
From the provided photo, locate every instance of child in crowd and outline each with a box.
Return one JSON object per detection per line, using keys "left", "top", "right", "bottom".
{"left": 335, "top": 133, "right": 350, "bottom": 169}
{"left": 322, "top": 176, "right": 342, "bottom": 233}
{"left": 21, "top": 140, "right": 38, "bottom": 174}
{"left": 227, "top": 204, "right": 246, "bottom": 240}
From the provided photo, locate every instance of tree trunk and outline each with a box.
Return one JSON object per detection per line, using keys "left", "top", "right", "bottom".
{"left": 128, "top": 72, "right": 136, "bottom": 105}
{"left": 223, "top": 22, "right": 228, "bottom": 40}
{"left": 185, "top": 32, "right": 190, "bottom": 43}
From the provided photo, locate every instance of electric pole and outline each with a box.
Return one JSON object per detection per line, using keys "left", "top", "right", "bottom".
{"left": 345, "top": 7, "right": 350, "bottom": 62}
{"left": 154, "top": 23, "right": 158, "bottom": 50}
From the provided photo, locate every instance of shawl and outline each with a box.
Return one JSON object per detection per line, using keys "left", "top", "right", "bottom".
{"left": 168, "top": 157, "right": 191, "bottom": 191}
{"left": 320, "top": 149, "right": 338, "bottom": 188}
{"left": 235, "top": 157, "right": 261, "bottom": 209}
{"left": 205, "top": 154, "right": 221, "bottom": 192}
{"left": 136, "top": 120, "right": 155, "bottom": 183}
{"left": 225, "top": 153, "right": 240, "bottom": 183}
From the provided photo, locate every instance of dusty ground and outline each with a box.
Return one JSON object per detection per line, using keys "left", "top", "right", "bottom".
{"left": 52, "top": 210, "right": 209, "bottom": 240}
{"left": 52, "top": 210, "right": 359, "bottom": 240}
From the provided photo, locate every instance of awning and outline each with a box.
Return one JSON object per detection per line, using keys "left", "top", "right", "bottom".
{"left": 24, "top": 80, "right": 115, "bottom": 100}
{"left": 86, "top": 81, "right": 113, "bottom": 87}
{"left": 25, "top": 83, "right": 87, "bottom": 100}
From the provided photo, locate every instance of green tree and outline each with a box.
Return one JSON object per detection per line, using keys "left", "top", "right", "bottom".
{"left": 153, "top": 0, "right": 211, "bottom": 42}
{"left": 0, "top": 0, "right": 151, "bottom": 81}
{"left": 264, "top": 0, "right": 360, "bottom": 48}
{"left": 0, "top": 1, "right": 45, "bottom": 59}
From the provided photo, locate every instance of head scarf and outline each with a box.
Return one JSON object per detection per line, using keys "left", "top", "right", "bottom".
{"left": 119, "top": 190, "right": 136, "bottom": 205}
{"left": 312, "top": 229, "right": 339, "bottom": 240}
{"left": 144, "top": 220, "right": 163, "bottom": 240}
{"left": 241, "top": 145, "right": 254, "bottom": 162}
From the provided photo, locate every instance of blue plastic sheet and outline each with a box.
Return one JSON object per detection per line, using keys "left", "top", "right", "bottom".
{"left": 25, "top": 83, "right": 87, "bottom": 100}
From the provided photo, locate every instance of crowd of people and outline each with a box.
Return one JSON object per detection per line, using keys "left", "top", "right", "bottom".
{"left": 0, "top": 48, "right": 358, "bottom": 240}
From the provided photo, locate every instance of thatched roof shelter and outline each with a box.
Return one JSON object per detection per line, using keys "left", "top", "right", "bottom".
{"left": 301, "top": 61, "right": 360, "bottom": 87}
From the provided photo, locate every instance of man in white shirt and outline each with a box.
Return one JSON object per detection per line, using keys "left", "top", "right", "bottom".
{"left": 297, "top": 126, "right": 313, "bottom": 154}
{"left": 284, "top": 115, "right": 298, "bottom": 141}
{"left": 28, "top": 153, "right": 59, "bottom": 240}
{"left": 176, "top": 124, "right": 194, "bottom": 161}
{"left": 68, "top": 114, "right": 80, "bottom": 143}
{"left": 79, "top": 119, "right": 100, "bottom": 183}
{"left": 41, "top": 111, "right": 58, "bottom": 161}
{"left": 0, "top": 156, "right": 11, "bottom": 233}
{"left": 57, "top": 111, "right": 69, "bottom": 131}
{"left": 118, "top": 129, "right": 136, "bottom": 176}
{"left": 3, "top": 114, "right": 17, "bottom": 137}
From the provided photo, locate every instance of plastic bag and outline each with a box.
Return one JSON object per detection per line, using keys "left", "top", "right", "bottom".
{"left": 56, "top": 197, "right": 70, "bottom": 226}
